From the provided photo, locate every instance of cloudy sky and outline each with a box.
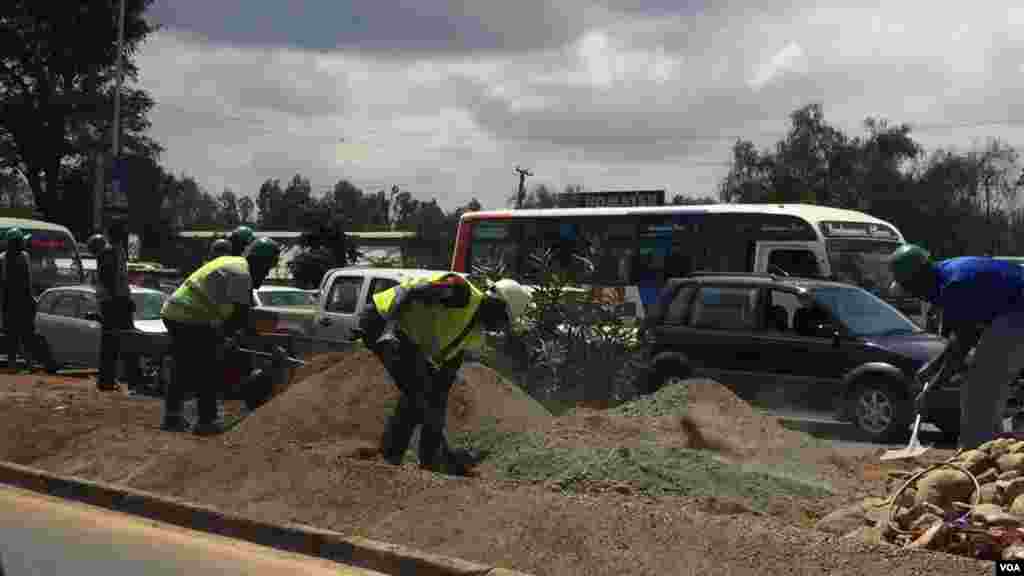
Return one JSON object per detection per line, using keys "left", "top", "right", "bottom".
{"left": 136, "top": 0, "right": 1024, "bottom": 212}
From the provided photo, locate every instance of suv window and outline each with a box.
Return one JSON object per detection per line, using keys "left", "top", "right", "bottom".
{"left": 664, "top": 284, "right": 696, "bottom": 324}
{"left": 769, "top": 249, "right": 819, "bottom": 277}
{"left": 767, "top": 290, "right": 801, "bottom": 333}
{"left": 366, "top": 277, "right": 399, "bottom": 304}
{"left": 689, "top": 286, "right": 759, "bottom": 330}
{"left": 326, "top": 276, "right": 363, "bottom": 314}
{"left": 50, "top": 294, "right": 80, "bottom": 318}
{"left": 79, "top": 293, "right": 99, "bottom": 318}
{"left": 37, "top": 290, "right": 62, "bottom": 314}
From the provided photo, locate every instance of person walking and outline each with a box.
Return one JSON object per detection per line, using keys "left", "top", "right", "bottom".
{"left": 2, "top": 228, "right": 36, "bottom": 373}
{"left": 358, "top": 274, "right": 531, "bottom": 473}
{"left": 889, "top": 244, "right": 1024, "bottom": 449}
{"left": 159, "top": 237, "right": 281, "bottom": 434}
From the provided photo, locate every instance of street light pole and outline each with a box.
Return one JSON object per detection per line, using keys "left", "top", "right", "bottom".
{"left": 106, "top": 0, "right": 127, "bottom": 229}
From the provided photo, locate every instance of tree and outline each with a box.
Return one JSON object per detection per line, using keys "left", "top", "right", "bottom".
{"left": 288, "top": 215, "right": 360, "bottom": 288}
{"left": 509, "top": 183, "right": 559, "bottom": 209}
{"left": 0, "top": 0, "right": 160, "bottom": 222}
{"left": 281, "top": 174, "right": 313, "bottom": 230}
{"left": 237, "top": 195, "right": 254, "bottom": 224}
{"left": 218, "top": 189, "right": 240, "bottom": 228}
{"left": 256, "top": 179, "right": 284, "bottom": 229}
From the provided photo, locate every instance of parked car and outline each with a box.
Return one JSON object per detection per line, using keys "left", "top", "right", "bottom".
{"left": 33, "top": 284, "right": 171, "bottom": 392}
{"left": 313, "top": 267, "right": 459, "bottom": 342}
{"left": 640, "top": 272, "right": 968, "bottom": 443}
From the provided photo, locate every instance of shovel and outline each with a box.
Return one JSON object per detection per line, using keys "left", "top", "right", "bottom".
{"left": 881, "top": 372, "right": 940, "bottom": 462}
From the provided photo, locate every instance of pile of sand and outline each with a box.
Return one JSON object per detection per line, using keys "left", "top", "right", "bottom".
{"left": 225, "top": 350, "right": 554, "bottom": 457}
{"left": 536, "top": 378, "right": 860, "bottom": 485}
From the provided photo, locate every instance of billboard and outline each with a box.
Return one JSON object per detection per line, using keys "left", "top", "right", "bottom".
{"left": 558, "top": 189, "right": 665, "bottom": 208}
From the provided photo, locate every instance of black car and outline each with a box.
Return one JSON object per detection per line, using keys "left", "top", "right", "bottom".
{"left": 640, "top": 272, "right": 960, "bottom": 442}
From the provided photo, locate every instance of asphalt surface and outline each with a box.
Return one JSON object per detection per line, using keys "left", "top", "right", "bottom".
{"left": 0, "top": 485, "right": 385, "bottom": 576}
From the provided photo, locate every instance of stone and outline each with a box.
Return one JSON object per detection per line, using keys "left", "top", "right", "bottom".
{"left": 1012, "top": 494, "right": 1024, "bottom": 516}
{"left": 915, "top": 468, "right": 975, "bottom": 509}
{"left": 842, "top": 525, "right": 887, "bottom": 546}
{"left": 971, "top": 503, "right": 1024, "bottom": 527}
{"left": 958, "top": 450, "right": 995, "bottom": 475}
{"left": 999, "top": 478, "right": 1024, "bottom": 505}
{"left": 1002, "top": 470, "right": 1024, "bottom": 480}
{"left": 815, "top": 498, "right": 889, "bottom": 535}
{"left": 979, "top": 482, "right": 1000, "bottom": 505}
{"left": 997, "top": 453, "right": 1024, "bottom": 473}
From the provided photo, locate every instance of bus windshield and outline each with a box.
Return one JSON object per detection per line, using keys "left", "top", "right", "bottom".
{"left": 0, "top": 228, "right": 83, "bottom": 294}
{"left": 826, "top": 239, "right": 901, "bottom": 299}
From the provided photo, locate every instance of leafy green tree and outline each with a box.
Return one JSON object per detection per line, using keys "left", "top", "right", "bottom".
{"left": 0, "top": 0, "right": 160, "bottom": 221}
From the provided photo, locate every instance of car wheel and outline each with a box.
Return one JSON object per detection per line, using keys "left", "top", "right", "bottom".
{"left": 647, "top": 356, "right": 692, "bottom": 395}
{"left": 850, "top": 379, "right": 911, "bottom": 443}
{"left": 935, "top": 418, "right": 960, "bottom": 444}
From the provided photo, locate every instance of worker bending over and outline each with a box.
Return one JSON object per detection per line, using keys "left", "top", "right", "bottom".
{"left": 889, "top": 244, "right": 1024, "bottom": 449}
{"left": 359, "top": 274, "right": 531, "bottom": 473}
{"left": 160, "top": 237, "right": 281, "bottom": 434}
{"left": 208, "top": 238, "right": 232, "bottom": 260}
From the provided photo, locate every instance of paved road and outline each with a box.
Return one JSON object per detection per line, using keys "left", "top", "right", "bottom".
{"left": 771, "top": 408, "right": 954, "bottom": 452}
{"left": 0, "top": 485, "right": 385, "bottom": 576}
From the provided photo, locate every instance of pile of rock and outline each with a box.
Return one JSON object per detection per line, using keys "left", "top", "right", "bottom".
{"left": 816, "top": 438, "right": 1024, "bottom": 561}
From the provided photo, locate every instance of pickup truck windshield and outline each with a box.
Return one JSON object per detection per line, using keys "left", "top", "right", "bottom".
{"left": 810, "top": 285, "right": 921, "bottom": 337}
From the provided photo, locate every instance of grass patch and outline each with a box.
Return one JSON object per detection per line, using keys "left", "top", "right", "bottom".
{"left": 447, "top": 418, "right": 832, "bottom": 513}
{"left": 609, "top": 383, "right": 691, "bottom": 419}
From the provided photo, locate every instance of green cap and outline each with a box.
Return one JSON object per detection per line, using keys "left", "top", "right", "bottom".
{"left": 244, "top": 236, "right": 280, "bottom": 264}
{"left": 889, "top": 244, "right": 932, "bottom": 283}
{"left": 4, "top": 227, "right": 30, "bottom": 243}
{"left": 229, "top": 225, "right": 255, "bottom": 245}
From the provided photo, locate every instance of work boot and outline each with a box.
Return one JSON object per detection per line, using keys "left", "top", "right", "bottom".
{"left": 160, "top": 413, "right": 189, "bottom": 432}
{"left": 192, "top": 419, "right": 226, "bottom": 436}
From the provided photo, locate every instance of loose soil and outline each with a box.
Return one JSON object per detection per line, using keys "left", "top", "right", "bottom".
{"left": 0, "top": 356, "right": 988, "bottom": 575}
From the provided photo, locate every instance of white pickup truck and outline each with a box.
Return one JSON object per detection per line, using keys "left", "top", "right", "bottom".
{"left": 309, "top": 267, "right": 455, "bottom": 343}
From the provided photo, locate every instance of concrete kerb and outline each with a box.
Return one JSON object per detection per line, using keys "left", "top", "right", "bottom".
{"left": 0, "top": 460, "right": 532, "bottom": 576}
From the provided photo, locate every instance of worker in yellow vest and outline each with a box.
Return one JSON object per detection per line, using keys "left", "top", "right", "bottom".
{"left": 160, "top": 237, "right": 281, "bottom": 434}
{"left": 357, "top": 273, "right": 532, "bottom": 473}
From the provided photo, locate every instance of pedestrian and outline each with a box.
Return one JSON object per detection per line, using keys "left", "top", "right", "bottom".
{"left": 2, "top": 228, "right": 36, "bottom": 373}
{"left": 159, "top": 237, "right": 281, "bottom": 434}
{"left": 227, "top": 226, "right": 255, "bottom": 257}
{"left": 889, "top": 244, "right": 1024, "bottom": 449}
{"left": 208, "top": 237, "right": 232, "bottom": 261}
{"left": 357, "top": 274, "right": 531, "bottom": 473}
{"left": 92, "top": 220, "right": 140, "bottom": 392}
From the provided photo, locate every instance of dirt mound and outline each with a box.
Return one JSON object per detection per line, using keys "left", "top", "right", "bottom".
{"left": 226, "top": 350, "right": 553, "bottom": 456}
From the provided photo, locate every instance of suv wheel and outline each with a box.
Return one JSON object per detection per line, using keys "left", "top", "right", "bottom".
{"left": 647, "top": 356, "right": 693, "bottom": 395}
{"left": 850, "top": 379, "right": 911, "bottom": 443}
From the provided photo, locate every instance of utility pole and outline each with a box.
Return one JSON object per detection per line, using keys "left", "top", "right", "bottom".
{"left": 514, "top": 166, "right": 533, "bottom": 209}
{"left": 96, "top": 0, "right": 127, "bottom": 235}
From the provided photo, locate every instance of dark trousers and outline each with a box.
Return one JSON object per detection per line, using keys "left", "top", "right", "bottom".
{"left": 377, "top": 339, "right": 462, "bottom": 471}
{"left": 163, "top": 319, "right": 221, "bottom": 426}
{"left": 4, "top": 315, "right": 33, "bottom": 371}
{"left": 99, "top": 297, "right": 140, "bottom": 385}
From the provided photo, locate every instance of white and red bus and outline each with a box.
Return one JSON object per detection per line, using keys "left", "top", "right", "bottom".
{"left": 451, "top": 203, "right": 924, "bottom": 325}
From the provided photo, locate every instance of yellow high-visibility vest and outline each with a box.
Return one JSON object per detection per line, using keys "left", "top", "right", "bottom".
{"left": 161, "top": 256, "right": 251, "bottom": 325}
{"left": 372, "top": 273, "right": 484, "bottom": 363}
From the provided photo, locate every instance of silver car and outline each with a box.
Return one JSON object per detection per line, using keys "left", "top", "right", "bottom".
{"left": 34, "top": 285, "right": 171, "bottom": 389}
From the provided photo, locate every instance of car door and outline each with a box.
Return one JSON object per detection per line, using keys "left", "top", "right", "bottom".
{"left": 313, "top": 274, "right": 366, "bottom": 341}
{"left": 756, "top": 288, "right": 855, "bottom": 412}
{"left": 664, "top": 283, "right": 764, "bottom": 399}
{"left": 76, "top": 292, "right": 104, "bottom": 367}
{"left": 37, "top": 292, "right": 96, "bottom": 366}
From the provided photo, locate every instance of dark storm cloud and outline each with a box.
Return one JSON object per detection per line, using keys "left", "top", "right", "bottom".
{"left": 147, "top": 0, "right": 604, "bottom": 55}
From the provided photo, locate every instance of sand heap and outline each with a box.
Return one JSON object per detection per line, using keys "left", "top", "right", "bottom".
{"left": 225, "top": 349, "right": 554, "bottom": 456}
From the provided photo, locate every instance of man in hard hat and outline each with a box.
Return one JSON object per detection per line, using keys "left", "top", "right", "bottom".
{"left": 209, "top": 237, "right": 232, "bottom": 261}
{"left": 92, "top": 221, "right": 141, "bottom": 391}
{"left": 357, "top": 274, "right": 532, "bottom": 473}
{"left": 160, "top": 237, "right": 281, "bottom": 434}
{"left": 889, "top": 244, "right": 1024, "bottom": 449}
{"left": 1, "top": 228, "right": 35, "bottom": 373}
{"left": 227, "top": 226, "right": 255, "bottom": 257}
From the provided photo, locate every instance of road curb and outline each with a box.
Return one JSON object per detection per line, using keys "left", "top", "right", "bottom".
{"left": 0, "top": 460, "right": 532, "bottom": 576}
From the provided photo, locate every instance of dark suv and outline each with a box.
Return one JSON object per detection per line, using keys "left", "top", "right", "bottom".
{"left": 640, "top": 272, "right": 959, "bottom": 442}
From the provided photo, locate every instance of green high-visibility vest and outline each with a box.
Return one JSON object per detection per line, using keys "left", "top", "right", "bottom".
{"left": 372, "top": 273, "right": 485, "bottom": 363}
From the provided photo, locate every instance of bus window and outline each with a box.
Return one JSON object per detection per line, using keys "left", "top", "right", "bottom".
{"left": 0, "top": 227, "right": 83, "bottom": 294}
{"left": 467, "top": 220, "right": 521, "bottom": 275}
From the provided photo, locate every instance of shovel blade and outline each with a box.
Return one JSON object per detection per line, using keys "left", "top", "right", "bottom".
{"left": 880, "top": 444, "right": 932, "bottom": 461}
